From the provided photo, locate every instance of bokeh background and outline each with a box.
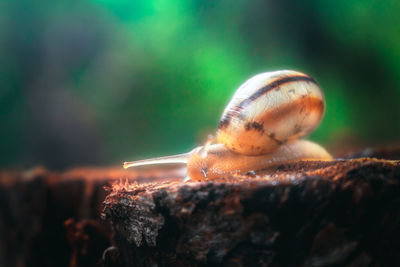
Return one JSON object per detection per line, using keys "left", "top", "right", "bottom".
{"left": 1, "top": 0, "right": 400, "bottom": 170}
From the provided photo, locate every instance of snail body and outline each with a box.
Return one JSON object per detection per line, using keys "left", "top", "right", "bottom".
{"left": 124, "top": 70, "right": 332, "bottom": 181}
{"left": 186, "top": 140, "right": 331, "bottom": 180}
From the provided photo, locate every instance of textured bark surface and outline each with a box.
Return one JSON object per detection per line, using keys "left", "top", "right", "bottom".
{"left": 104, "top": 158, "right": 400, "bottom": 267}
{"left": 0, "top": 167, "right": 143, "bottom": 267}
{"left": 1, "top": 147, "right": 400, "bottom": 267}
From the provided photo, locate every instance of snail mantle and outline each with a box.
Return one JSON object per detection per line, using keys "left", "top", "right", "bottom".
{"left": 103, "top": 158, "right": 400, "bottom": 267}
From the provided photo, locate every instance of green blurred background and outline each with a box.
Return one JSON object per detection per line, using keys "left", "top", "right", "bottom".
{"left": 1, "top": 0, "right": 400, "bottom": 169}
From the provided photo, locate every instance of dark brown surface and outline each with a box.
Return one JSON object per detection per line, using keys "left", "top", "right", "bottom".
{"left": 335, "top": 145, "right": 400, "bottom": 161}
{"left": 103, "top": 158, "right": 400, "bottom": 267}
{"left": 1, "top": 149, "right": 400, "bottom": 267}
{"left": 0, "top": 167, "right": 143, "bottom": 267}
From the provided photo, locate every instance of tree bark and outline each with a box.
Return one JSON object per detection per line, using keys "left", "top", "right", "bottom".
{"left": 103, "top": 158, "right": 400, "bottom": 267}
{"left": 1, "top": 148, "right": 400, "bottom": 266}
{"left": 0, "top": 167, "right": 136, "bottom": 267}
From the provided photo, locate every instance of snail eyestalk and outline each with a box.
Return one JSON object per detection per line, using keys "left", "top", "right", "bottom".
{"left": 123, "top": 152, "right": 190, "bottom": 169}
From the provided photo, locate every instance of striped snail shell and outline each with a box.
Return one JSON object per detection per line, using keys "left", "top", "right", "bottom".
{"left": 123, "top": 70, "right": 331, "bottom": 181}
{"left": 217, "top": 70, "right": 325, "bottom": 155}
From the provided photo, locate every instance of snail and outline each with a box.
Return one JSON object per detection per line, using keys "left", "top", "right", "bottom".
{"left": 124, "top": 70, "right": 332, "bottom": 181}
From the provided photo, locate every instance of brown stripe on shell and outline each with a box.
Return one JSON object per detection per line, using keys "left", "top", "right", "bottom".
{"left": 244, "top": 121, "right": 264, "bottom": 133}
{"left": 253, "top": 95, "right": 324, "bottom": 129}
{"left": 216, "top": 96, "right": 324, "bottom": 156}
{"left": 218, "top": 75, "right": 318, "bottom": 129}
{"left": 268, "top": 133, "right": 284, "bottom": 145}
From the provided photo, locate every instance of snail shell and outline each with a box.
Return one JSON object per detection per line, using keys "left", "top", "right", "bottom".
{"left": 123, "top": 70, "right": 331, "bottom": 181}
{"left": 217, "top": 70, "right": 325, "bottom": 155}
